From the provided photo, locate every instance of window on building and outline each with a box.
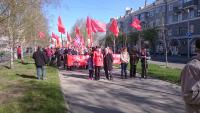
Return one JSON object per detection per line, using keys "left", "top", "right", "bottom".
{"left": 168, "top": 4, "right": 173, "bottom": 11}
{"left": 178, "top": 14, "right": 182, "bottom": 22}
{"left": 190, "top": 25, "right": 194, "bottom": 33}
{"left": 188, "top": 10, "right": 195, "bottom": 19}
{"left": 183, "top": 0, "right": 192, "bottom": 3}
{"left": 148, "top": 11, "right": 154, "bottom": 17}
{"left": 167, "top": 29, "right": 172, "bottom": 36}
{"left": 179, "top": 27, "right": 187, "bottom": 35}
{"left": 173, "top": 15, "right": 178, "bottom": 22}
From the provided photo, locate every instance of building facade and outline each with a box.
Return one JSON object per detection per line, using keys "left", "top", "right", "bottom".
{"left": 107, "top": 0, "right": 200, "bottom": 55}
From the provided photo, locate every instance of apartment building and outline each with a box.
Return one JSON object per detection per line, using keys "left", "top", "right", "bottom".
{"left": 107, "top": 0, "right": 200, "bottom": 55}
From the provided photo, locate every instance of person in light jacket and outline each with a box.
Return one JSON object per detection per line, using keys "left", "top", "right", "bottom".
{"left": 120, "top": 48, "right": 130, "bottom": 79}
{"left": 181, "top": 39, "right": 200, "bottom": 113}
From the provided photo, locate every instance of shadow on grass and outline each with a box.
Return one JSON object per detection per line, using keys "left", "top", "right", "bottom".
{"left": 16, "top": 74, "right": 37, "bottom": 79}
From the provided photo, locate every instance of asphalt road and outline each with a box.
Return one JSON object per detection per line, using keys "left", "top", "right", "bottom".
{"left": 59, "top": 69, "right": 185, "bottom": 113}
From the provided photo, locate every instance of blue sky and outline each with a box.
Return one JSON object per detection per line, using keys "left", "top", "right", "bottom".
{"left": 45, "top": 0, "right": 154, "bottom": 35}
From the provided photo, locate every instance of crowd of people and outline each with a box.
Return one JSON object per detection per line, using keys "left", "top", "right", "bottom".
{"left": 31, "top": 45, "right": 150, "bottom": 81}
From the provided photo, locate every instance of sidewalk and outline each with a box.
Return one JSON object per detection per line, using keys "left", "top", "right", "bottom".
{"left": 59, "top": 69, "right": 185, "bottom": 113}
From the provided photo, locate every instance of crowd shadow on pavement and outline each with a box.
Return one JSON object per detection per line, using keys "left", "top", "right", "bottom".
{"left": 60, "top": 69, "right": 185, "bottom": 113}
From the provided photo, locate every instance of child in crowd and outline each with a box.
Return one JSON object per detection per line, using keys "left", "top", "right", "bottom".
{"left": 88, "top": 53, "right": 94, "bottom": 80}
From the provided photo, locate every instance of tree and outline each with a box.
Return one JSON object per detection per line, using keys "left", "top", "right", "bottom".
{"left": 0, "top": 0, "right": 60, "bottom": 68}
{"left": 142, "top": 28, "right": 158, "bottom": 51}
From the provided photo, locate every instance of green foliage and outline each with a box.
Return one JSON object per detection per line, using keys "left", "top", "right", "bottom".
{"left": 142, "top": 28, "right": 159, "bottom": 49}
{"left": 128, "top": 31, "right": 139, "bottom": 45}
{"left": 0, "top": 58, "right": 66, "bottom": 113}
{"left": 135, "top": 62, "right": 181, "bottom": 84}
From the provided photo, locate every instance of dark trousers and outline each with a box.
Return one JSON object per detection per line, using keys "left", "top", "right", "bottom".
{"left": 104, "top": 68, "right": 112, "bottom": 80}
{"left": 89, "top": 70, "right": 93, "bottom": 78}
{"left": 121, "top": 63, "right": 128, "bottom": 79}
{"left": 141, "top": 62, "right": 147, "bottom": 78}
{"left": 95, "top": 66, "right": 101, "bottom": 80}
{"left": 130, "top": 64, "right": 136, "bottom": 77}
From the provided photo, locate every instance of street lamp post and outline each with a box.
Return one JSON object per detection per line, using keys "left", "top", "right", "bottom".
{"left": 187, "top": 9, "right": 190, "bottom": 59}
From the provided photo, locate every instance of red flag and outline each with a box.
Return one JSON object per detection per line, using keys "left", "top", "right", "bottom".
{"left": 38, "top": 32, "right": 45, "bottom": 39}
{"left": 58, "top": 16, "right": 66, "bottom": 34}
{"left": 86, "top": 17, "right": 92, "bottom": 38}
{"left": 74, "top": 36, "right": 81, "bottom": 47}
{"left": 131, "top": 18, "right": 142, "bottom": 31}
{"left": 81, "top": 36, "right": 85, "bottom": 47}
{"left": 91, "top": 19, "right": 106, "bottom": 33}
{"left": 75, "top": 26, "right": 81, "bottom": 37}
{"left": 52, "top": 32, "right": 59, "bottom": 40}
{"left": 86, "top": 17, "right": 93, "bottom": 47}
{"left": 67, "top": 32, "right": 72, "bottom": 42}
{"left": 109, "top": 19, "right": 119, "bottom": 37}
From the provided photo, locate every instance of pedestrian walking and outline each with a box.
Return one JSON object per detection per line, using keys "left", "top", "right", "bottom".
{"left": 55, "top": 48, "right": 62, "bottom": 68}
{"left": 103, "top": 48, "right": 113, "bottom": 80}
{"left": 17, "top": 46, "right": 22, "bottom": 59}
{"left": 32, "top": 46, "right": 48, "bottom": 80}
{"left": 140, "top": 47, "right": 150, "bottom": 78}
{"left": 120, "top": 48, "right": 130, "bottom": 79}
{"left": 88, "top": 52, "right": 94, "bottom": 80}
{"left": 93, "top": 47, "right": 103, "bottom": 80}
{"left": 180, "top": 39, "right": 200, "bottom": 113}
{"left": 129, "top": 48, "right": 139, "bottom": 78}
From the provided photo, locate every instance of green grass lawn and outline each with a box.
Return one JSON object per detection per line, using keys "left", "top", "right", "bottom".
{"left": 0, "top": 58, "right": 66, "bottom": 113}
{"left": 136, "top": 62, "right": 182, "bottom": 84}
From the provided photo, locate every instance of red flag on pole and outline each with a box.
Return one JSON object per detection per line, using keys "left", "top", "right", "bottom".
{"left": 109, "top": 19, "right": 119, "bottom": 37}
{"left": 67, "top": 32, "right": 72, "bottom": 42}
{"left": 75, "top": 26, "right": 81, "bottom": 37}
{"left": 58, "top": 16, "right": 66, "bottom": 34}
{"left": 91, "top": 19, "right": 106, "bottom": 33}
{"left": 38, "top": 32, "right": 45, "bottom": 39}
{"left": 52, "top": 32, "right": 61, "bottom": 47}
{"left": 86, "top": 17, "right": 92, "bottom": 37}
{"left": 130, "top": 18, "right": 142, "bottom": 31}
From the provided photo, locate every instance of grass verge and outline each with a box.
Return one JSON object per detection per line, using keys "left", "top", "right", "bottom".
{"left": 0, "top": 58, "right": 66, "bottom": 113}
{"left": 136, "top": 62, "right": 182, "bottom": 84}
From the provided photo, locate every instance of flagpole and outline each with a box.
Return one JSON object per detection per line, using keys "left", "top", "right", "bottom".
{"left": 113, "top": 36, "right": 116, "bottom": 53}
{"left": 61, "top": 33, "right": 63, "bottom": 48}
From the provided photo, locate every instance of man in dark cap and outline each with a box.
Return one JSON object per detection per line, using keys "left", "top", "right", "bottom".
{"left": 181, "top": 39, "right": 200, "bottom": 113}
{"left": 33, "top": 46, "right": 48, "bottom": 80}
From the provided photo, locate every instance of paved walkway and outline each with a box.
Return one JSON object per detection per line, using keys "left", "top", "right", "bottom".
{"left": 59, "top": 69, "right": 185, "bottom": 113}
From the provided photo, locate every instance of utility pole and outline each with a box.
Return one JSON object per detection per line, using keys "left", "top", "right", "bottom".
{"left": 187, "top": 9, "right": 190, "bottom": 59}
{"left": 163, "top": 0, "right": 168, "bottom": 67}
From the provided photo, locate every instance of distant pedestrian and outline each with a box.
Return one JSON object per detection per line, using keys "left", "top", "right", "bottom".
{"left": 88, "top": 52, "right": 94, "bottom": 80}
{"left": 17, "top": 46, "right": 22, "bottom": 59}
{"left": 93, "top": 47, "right": 103, "bottom": 80}
{"left": 120, "top": 48, "right": 130, "bottom": 79}
{"left": 32, "top": 46, "right": 48, "bottom": 80}
{"left": 129, "top": 48, "right": 139, "bottom": 78}
{"left": 140, "top": 47, "right": 150, "bottom": 78}
{"left": 180, "top": 39, "right": 200, "bottom": 113}
{"left": 55, "top": 48, "right": 61, "bottom": 68}
{"left": 103, "top": 48, "right": 113, "bottom": 80}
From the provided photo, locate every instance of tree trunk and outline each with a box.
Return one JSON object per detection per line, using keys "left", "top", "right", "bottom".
{"left": 9, "top": 46, "right": 14, "bottom": 69}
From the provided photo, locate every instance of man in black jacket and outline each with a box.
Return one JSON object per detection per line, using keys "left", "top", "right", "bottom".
{"left": 103, "top": 48, "right": 113, "bottom": 80}
{"left": 33, "top": 46, "right": 48, "bottom": 80}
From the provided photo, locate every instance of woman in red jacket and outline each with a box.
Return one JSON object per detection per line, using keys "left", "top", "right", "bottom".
{"left": 93, "top": 47, "right": 103, "bottom": 80}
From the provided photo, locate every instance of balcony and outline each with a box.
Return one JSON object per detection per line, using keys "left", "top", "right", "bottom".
{"left": 183, "top": 0, "right": 198, "bottom": 9}
{"left": 173, "top": 7, "right": 182, "bottom": 14}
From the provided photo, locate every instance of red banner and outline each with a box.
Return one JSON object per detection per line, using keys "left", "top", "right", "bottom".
{"left": 66, "top": 54, "right": 120, "bottom": 67}
{"left": 113, "top": 54, "right": 121, "bottom": 64}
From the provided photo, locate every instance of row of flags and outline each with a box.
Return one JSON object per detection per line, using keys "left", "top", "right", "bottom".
{"left": 37, "top": 16, "right": 142, "bottom": 48}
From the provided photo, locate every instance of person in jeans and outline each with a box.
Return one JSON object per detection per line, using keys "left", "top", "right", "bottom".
{"left": 93, "top": 47, "right": 103, "bottom": 80}
{"left": 181, "top": 39, "right": 200, "bottom": 113}
{"left": 103, "top": 48, "right": 113, "bottom": 80}
{"left": 129, "top": 48, "right": 139, "bottom": 78}
{"left": 33, "top": 46, "right": 48, "bottom": 80}
{"left": 120, "top": 48, "right": 130, "bottom": 79}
